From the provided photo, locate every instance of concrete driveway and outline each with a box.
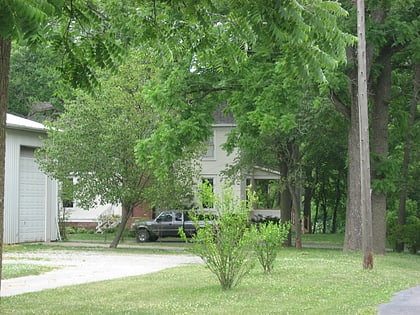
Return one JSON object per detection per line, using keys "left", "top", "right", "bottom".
{"left": 2, "top": 250, "right": 201, "bottom": 297}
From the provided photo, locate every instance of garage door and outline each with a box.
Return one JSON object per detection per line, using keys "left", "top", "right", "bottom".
{"left": 19, "top": 146, "right": 45, "bottom": 242}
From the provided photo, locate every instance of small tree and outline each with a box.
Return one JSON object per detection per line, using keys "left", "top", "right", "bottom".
{"left": 181, "top": 184, "right": 254, "bottom": 290}
{"left": 249, "top": 219, "right": 290, "bottom": 274}
{"left": 37, "top": 52, "right": 196, "bottom": 248}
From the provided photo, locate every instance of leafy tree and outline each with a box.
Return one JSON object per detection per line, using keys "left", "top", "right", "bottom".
{"left": 37, "top": 52, "right": 197, "bottom": 248}
{"left": 303, "top": 103, "right": 348, "bottom": 234}
{"left": 331, "top": 0, "right": 420, "bottom": 254}
{"left": 388, "top": 62, "right": 419, "bottom": 252}
{"left": 134, "top": 0, "right": 354, "bottom": 182}
{"left": 8, "top": 45, "right": 64, "bottom": 119}
{"left": 130, "top": 2, "right": 354, "bottom": 252}
{"left": 0, "top": 0, "right": 126, "bottom": 290}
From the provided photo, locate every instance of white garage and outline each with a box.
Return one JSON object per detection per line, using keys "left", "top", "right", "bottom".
{"left": 3, "top": 114, "right": 58, "bottom": 244}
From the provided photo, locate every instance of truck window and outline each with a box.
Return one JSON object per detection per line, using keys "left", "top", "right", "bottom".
{"left": 157, "top": 213, "right": 173, "bottom": 222}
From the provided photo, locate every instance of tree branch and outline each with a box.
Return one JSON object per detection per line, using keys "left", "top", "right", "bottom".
{"left": 330, "top": 90, "right": 351, "bottom": 119}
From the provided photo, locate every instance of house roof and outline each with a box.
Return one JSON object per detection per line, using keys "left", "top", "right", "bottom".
{"left": 6, "top": 113, "right": 46, "bottom": 132}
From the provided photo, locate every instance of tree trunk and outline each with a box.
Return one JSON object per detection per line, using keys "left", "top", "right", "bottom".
{"left": 303, "top": 167, "right": 314, "bottom": 234}
{"left": 0, "top": 38, "right": 11, "bottom": 293}
{"left": 343, "top": 45, "right": 363, "bottom": 251}
{"left": 331, "top": 176, "right": 341, "bottom": 234}
{"left": 322, "top": 182, "right": 327, "bottom": 234}
{"left": 370, "top": 45, "right": 392, "bottom": 254}
{"left": 313, "top": 197, "right": 319, "bottom": 233}
{"left": 289, "top": 183, "right": 302, "bottom": 248}
{"left": 396, "top": 64, "right": 420, "bottom": 252}
{"left": 110, "top": 204, "right": 134, "bottom": 248}
{"left": 280, "top": 161, "right": 292, "bottom": 247}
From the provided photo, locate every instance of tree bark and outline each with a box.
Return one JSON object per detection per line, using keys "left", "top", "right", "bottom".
{"left": 0, "top": 38, "right": 12, "bottom": 293}
{"left": 110, "top": 204, "right": 134, "bottom": 248}
{"left": 370, "top": 46, "right": 392, "bottom": 254}
{"left": 303, "top": 167, "right": 314, "bottom": 234}
{"left": 343, "top": 46, "right": 362, "bottom": 251}
{"left": 313, "top": 196, "right": 320, "bottom": 233}
{"left": 280, "top": 161, "right": 292, "bottom": 247}
{"left": 322, "top": 182, "right": 327, "bottom": 234}
{"left": 331, "top": 176, "right": 341, "bottom": 234}
{"left": 396, "top": 64, "right": 420, "bottom": 252}
{"left": 289, "top": 183, "right": 302, "bottom": 248}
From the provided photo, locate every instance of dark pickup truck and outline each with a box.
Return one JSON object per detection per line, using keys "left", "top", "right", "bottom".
{"left": 130, "top": 210, "right": 204, "bottom": 242}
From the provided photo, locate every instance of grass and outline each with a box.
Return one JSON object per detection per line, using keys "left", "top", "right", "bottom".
{"left": 2, "top": 263, "right": 56, "bottom": 279}
{"left": 1, "top": 248, "right": 420, "bottom": 314}
{"left": 65, "top": 231, "right": 346, "bottom": 247}
{"left": 301, "top": 232, "right": 344, "bottom": 247}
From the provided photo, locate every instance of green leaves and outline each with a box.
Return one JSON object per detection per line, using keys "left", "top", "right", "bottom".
{"left": 36, "top": 53, "right": 143, "bottom": 207}
{"left": 249, "top": 220, "right": 290, "bottom": 273}
{"left": 184, "top": 184, "right": 255, "bottom": 290}
{"left": 0, "top": 1, "right": 50, "bottom": 38}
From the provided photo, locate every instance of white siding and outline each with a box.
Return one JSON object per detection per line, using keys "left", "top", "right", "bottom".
{"left": 4, "top": 125, "right": 58, "bottom": 244}
{"left": 200, "top": 124, "right": 281, "bottom": 211}
{"left": 201, "top": 125, "right": 241, "bottom": 199}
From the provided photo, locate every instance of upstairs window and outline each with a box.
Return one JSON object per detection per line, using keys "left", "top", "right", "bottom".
{"left": 203, "top": 134, "right": 215, "bottom": 159}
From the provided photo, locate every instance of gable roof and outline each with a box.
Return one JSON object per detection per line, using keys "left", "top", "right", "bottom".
{"left": 6, "top": 113, "right": 46, "bottom": 133}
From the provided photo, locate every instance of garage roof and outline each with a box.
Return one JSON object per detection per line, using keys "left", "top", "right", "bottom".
{"left": 6, "top": 113, "right": 46, "bottom": 132}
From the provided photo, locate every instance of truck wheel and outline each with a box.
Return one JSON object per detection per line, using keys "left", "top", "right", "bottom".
{"left": 137, "top": 229, "right": 150, "bottom": 242}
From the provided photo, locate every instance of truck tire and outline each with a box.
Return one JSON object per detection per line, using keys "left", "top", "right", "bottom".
{"left": 137, "top": 229, "right": 150, "bottom": 242}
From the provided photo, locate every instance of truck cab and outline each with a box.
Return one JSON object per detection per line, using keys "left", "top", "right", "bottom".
{"left": 130, "top": 210, "right": 196, "bottom": 242}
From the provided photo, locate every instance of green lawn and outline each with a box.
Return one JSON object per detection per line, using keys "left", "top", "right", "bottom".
{"left": 66, "top": 231, "right": 346, "bottom": 247}
{"left": 301, "top": 232, "right": 344, "bottom": 247}
{"left": 2, "top": 263, "right": 56, "bottom": 279}
{"left": 1, "top": 248, "right": 419, "bottom": 315}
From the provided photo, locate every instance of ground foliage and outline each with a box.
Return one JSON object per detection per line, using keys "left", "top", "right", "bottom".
{"left": 1, "top": 249, "right": 420, "bottom": 314}
{"left": 181, "top": 184, "right": 256, "bottom": 290}
{"left": 249, "top": 220, "right": 290, "bottom": 273}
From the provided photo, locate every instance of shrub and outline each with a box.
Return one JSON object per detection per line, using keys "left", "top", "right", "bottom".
{"left": 181, "top": 184, "right": 255, "bottom": 290}
{"left": 391, "top": 221, "right": 420, "bottom": 254}
{"left": 65, "top": 226, "right": 75, "bottom": 235}
{"left": 249, "top": 220, "right": 290, "bottom": 273}
{"left": 65, "top": 226, "right": 99, "bottom": 235}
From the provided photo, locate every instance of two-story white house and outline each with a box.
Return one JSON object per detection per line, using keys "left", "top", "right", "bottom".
{"left": 65, "top": 106, "right": 281, "bottom": 226}
{"left": 201, "top": 106, "right": 281, "bottom": 219}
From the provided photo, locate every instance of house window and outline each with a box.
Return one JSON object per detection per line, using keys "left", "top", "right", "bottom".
{"left": 203, "top": 134, "right": 215, "bottom": 159}
{"left": 62, "top": 199, "right": 74, "bottom": 208}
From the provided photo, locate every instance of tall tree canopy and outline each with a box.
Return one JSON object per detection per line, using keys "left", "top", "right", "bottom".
{"left": 0, "top": 0, "right": 126, "bottom": 286}
{"left": 37, "top": 52, "right": 198, "bottom": 248}
{"left": 331, "top": 0, "right": 420, "bottom": 253}
{"left": 134, "top": 0, "right": 355, "bottom": 183}
{"left": 9, "top": 45, "right": 64, "bottom": 119}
